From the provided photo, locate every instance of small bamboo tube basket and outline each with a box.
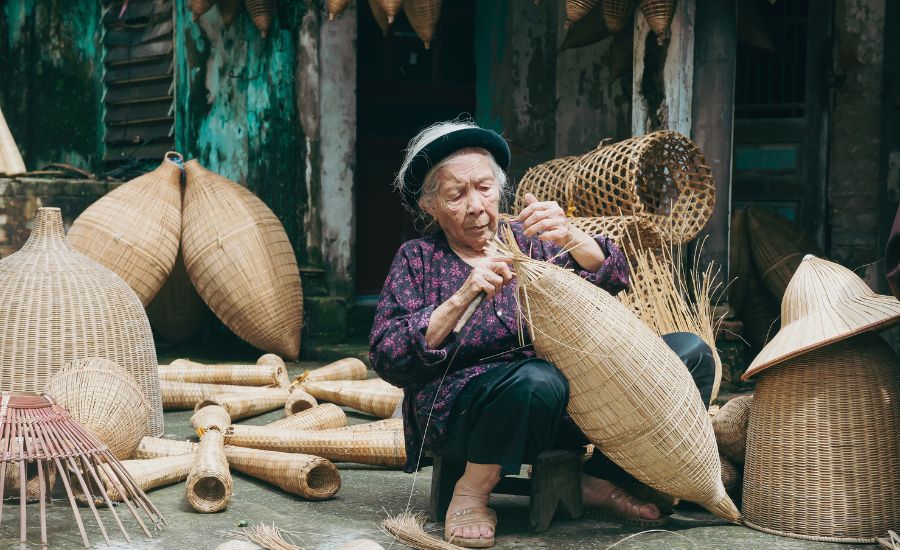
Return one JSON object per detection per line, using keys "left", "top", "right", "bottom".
{"left": 160, "top": 380, "right": 262, "bottom": 410}
{"left": 44, "top": 358, "right": 150, "bottom": 460}
{"left": 218, "top": 0, "right": 243, "bottom": 26}
{"left": 747, "top": 207, "right": 823, "bottom": 301}
{"left": 639, "top": 0, "right": 675, "bottom": 44}
{"left": 160, "top": 356, "right": 290, "bottom": 388}
{"left": 0, "top": 208, "right": 163, "bottom": 436}
{"left": 68, "top": 152, "right": 182, "bottom": 306}
{"left": 195, "top": 388, "right": 291, "bottom": 421}
{"left": 335, "top": 540, "right": 386, "bottom": 550}
{"left": 192, "top": 405, "right": 232, "bottom": 433}
{"left": 496, "top": 229, "right": 739, "bottom": 522}
{"left": 134, "top": 437, "right": 199, "bottom": 459}
{"left": 98, "top": 454, "right": 195, "bottom": 501}
{"left": 224, "top": 446, "right": 341, "bottom": 500}
{"left": 302, "top": 379, "right": 403, "bottom": 419}
{"left": 186, "top": 429, "right": 232, "bottom": 513}
{"left": 0, "top": 105, "right": 26, "bottom": 174}
{"left": 182, "top": 160, "right": 303, "bottom": 360}
{"left": 373, "top": 0, "right": 403, "bottom": 23}
{"left": 565, "top": 0, "right": 600, "bottom": 26}
{"left": 602, "top": 0, "right": 635, "bottom": 33}
{"left": 285, "top": 387, "right": 318, "bottom": 416}
{"left": 244, "top": 0, "right": 274, "bottom": 37}
{"left": 711, "top": 395, "right": 752, "bottom": 464}
{"left": 328, "top": 0, "right": 354, "bottom": 21}
{"left": 147, "top": 252, "right": 212, "bottom": 346}
{"left": 403, "top": 0, "right": 442, "bottom": 49}
{"left": 265, "top": 403, "right": 348, "bottom": 431}
{"left": 743, "top": 334, "right": 900, "bottom": 543}
{"left": 190, "top": 0, "right": 215, "bottom": 19}
{"left": 303, "top": 357, "right": 368, "bottom": 383}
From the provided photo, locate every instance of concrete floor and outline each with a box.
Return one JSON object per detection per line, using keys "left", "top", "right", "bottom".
{"left": 1, "top": 360, "right": 873, "bottom": 549}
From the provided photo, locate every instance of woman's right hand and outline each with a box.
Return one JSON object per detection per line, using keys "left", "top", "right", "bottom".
{"left": 459, "top": 258, "right": 514, "bottom": 302}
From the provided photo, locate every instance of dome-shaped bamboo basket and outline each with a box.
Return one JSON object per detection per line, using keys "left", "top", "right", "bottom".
{"left": 244, "top": 0, "right": 274, "bottom": 37}
{"left": 565, "top": 0, "right": 600, "bottom": 27}
{"left": 497, "top": 230, "right": 740, "bottom": 522}
{"left": 368, "top": 0, "right": 391, "bottom": 34}
{"left": 190, "top": 0, "right": 215, "bottom": 19}
{"left": 404, "top": 0, "right": 442, "bottom": 49}
{"left": 68, "top": 153, "right": 182, "bottom": 306}
{"left": 195, "top": 388, "right": 290, "bottom": 421}
{"left": 302, "top": 357, "right": 368, "bottom": 383}
{"left": 0, "top": 208, "right": 163, "bottom": 436}
{"left": 0, "top": 105, "right": 25, "bottom": 174}
{"left": 224, "top": 446, "right": 341, "bottom": 500}
{"left": 186, "top": 429, "right": 232, "bottom": 513}
{"left": 218, "top": 0, "right": 243, "bottom": 26}
{"left": 602, "top": 0, "right": 635, "bottom": 33}
{"left": 728, "top": 209, "right": 751, "bottom": 316}
{"left": 160, "top": 356, "right": 290, "bottom": 388}
{"left": 44, "top": 358, "right": 150, "bottom": 460}
{"left": 182, "top": 161, "right": 303, "bottom": 359}
{"left": 743, "top": 334, "right": 900, "bottom": 543}
{"left": 328, "top": 0, "right": 354, "bottom": 21}
{"left": 746, "top": 207, "right": 822, "bottom": 301}
{"left": 639, "top": 0, "right": 674, "bottom": 44}
{"left": 147, "top": 252, "right": 212, "bottom": 345}
{"left": 373, "top": 0, "right": 403, "bottom": 24}
{"left": 302, "top": 379, "right": 403, "bottom": 419}
{"left": 712, "top": 395, "right": 751, "bottom": 464}
{"left": 98, "top": 454, "right": 195, "bottom": 501}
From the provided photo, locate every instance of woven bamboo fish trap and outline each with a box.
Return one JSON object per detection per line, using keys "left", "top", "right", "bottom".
{"left": 333, "top": 418, "right": 403, "bottom": 432}
{"left": 44, "top": 358, "right": 150, "bottom": 460}
{"left": 182, "top": 160, "right": 303, "bottom": 359}
{"left": 743, "top": 334, "right": 900, "bottom": 543}
{"left": 513, "top": 155, "right": 580, "bottom": 213}
{"left": 68, "top": 153, "right": 182, "bottom": 306}
{"left": 192, "top": 405, "right": 232, "bottom": 433}
{"left": 0, "top": 394, "right": 164, "bottom": 547}
{"left": 746, "top": 207, "right": 822, "bottom": 301}
{"left": 0, "top": 105, "right": 25, "bottom": 174}
{"left": 244, "top": 0, "right": 274, "bottom": 37}
{"left": 335, "top": 540, "right": 386, "bottom": 550}
{"left": 328, "top": 0, "right": 354, "bottom": 21}
{"left": 98, "top": 454, "right": 195, "bottom": 501}
{"left": 285, "top": 387, "right": 318, "bottom": 415}
{"left": 404, "top": 0, "right": 442, "bottom": 49}
{"left": 639, "top": 0, "right": 674, "bottom": 44}
{"left": 728, "top": 209, "right": 751, "bottom": 316}
{"left": 147, "top": 252, "right": 212, "bottom": 345}
{"left": 602, "top": 0, "right": 635, "bottom": 33}
{"left": 719, "top": 454, "right": 739, "bottom": 493}
{"left": 224, "top": 446, "right": 341, "bottom": 500}
{"left": 495, "top": 228, "right": 739, "bottom": 522}
{"left": 225, "top": 425, "right": 406, "bottom": 467}
{"left": 134, "top": 437, "right": 199, "bottom": 459}
{"left": 195, "top": 387, "right": 290, "bottom": 420}
{"left": 711, "top": 395, "right": 751, "bottom": 464}
{"left": 187, "top": 429, "right": 232, "bottom": 513}
{"left": 0, "top": 208, "right": 163, "bottom": 436}
{"left": 160, "top": 380, "right": 263, "bottom": 410}
{"left": 368, "top": 0, "right": 391, "bottom": 33}
{"left": 160, "top": 356, "right": 290, "bottom": 388}
{"left": 303, "top": 378, "right": 403, "bottom": 419}
{"left": 190, "top": 0, "right": 215, "bottom": 19}
{"left": 568, "top": 215, "right": 664, "bottom": 254}
{"left": 265, "top": 403, "right": 348, "bottom": 430}
{"left": 302, "top": 357, "right": 368, "bottom": 383}
{"left": 565, "top": 0, "right": 600, "bottom": 27}
{"left": 373, "top": 0, "right": 403, "bottom": 24}
{"left": 218, "top": 0, "right": 243, "bottom": 25}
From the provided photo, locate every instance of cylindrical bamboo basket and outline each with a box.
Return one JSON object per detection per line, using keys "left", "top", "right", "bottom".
{"left": 328, "top": 0, "right": 354, "bottom": 21}
{"left": 68, "top": 153, "right": 182, "bottom": 306}
{"left": 195, "top": 388, "right": 290, "bottom": 421}
{"left": 190, "top": 0, "right": 215, "bottom": 19}
{"left": 602, "top": 0, "right": 635, "bottom": 33}
{"left": 265, "top": 403, "right": 347, "bottom": 431}
{"left": 244, "top": 0, "right": 274, "bottom": 37}
{"left": 224, "top": 446, "right": 341, "bottom": 500}
{"left": 712, "top": 395, "right": 752, "bottom": 464}
{"left": 218, "top": 0, "right": 243, "bottom": 26}
{"left": 160, "top": 356, "right": 290, "bottom": 388}
{"left": 44, "top": 358, "right": 150, "bottom": 460}
{"left": 373, "top": 0, "right": 403, "bottom": 23}
{"left": 192, "top": 405, "right": 232, "bottom": 434}
{"left": 0, "top": 208, "right": 163, "bottom": 436}
{"left": 186, "top": 430, "right": 232, "bottom": 513}
{"left": 743, "top": 334, "right": 900, "bottom": 543}
{"left": 728, "top": 209, "right": 751, "bottom": 316}
{"left": 746, "top": 207, "right": 823, "bottom": 302}
{"left": 182, "top": 161, "right": 303, "bottom": 360}
{"left": 134, "top": 437, "right": 199, "bottom": 459}
{"left": 147, "top": 252, "right": 212, "bottom": 346}
{"left": 98, "top": 454, "right": 195, "bottom": 501}
{"left": 303, "top": 357, "right": 368, "bottom": 383}
{"left": 565, "top": 0, "right": 600, "bottom": 26}
{"left": 334, "top": 540, "right": 386, "bottom": 550}
{"left": 719, "top": 454, "right": 739, "bottom": 493}
{"left": 513, "top": 155, "right": 580, "bottom": 213}
{"left": 403, "top": 0, "right": 442, "bottom": 49}
{"left": 0, "top": 105, "right": 26, "bottom": 174}
{"left": 160, "top": 380, "right": 261, "bottom": 410}
{"left": 302, "top": 379, "right": 403, "bottom": 419}
{"left": 502, "top": 234, "right": 739, "bottom": 522}
{"left": 639, "top": 0, "right": 674, "bottom": 44}
{"left": 284, "top": 387, "right": 318, "bottom": 416}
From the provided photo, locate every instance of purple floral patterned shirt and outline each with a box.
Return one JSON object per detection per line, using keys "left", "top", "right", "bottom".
{"left": 369, "top": 221, "right": 630, "bottom": 472}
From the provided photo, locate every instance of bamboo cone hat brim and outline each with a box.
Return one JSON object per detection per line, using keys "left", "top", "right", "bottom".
{"left": 743, "top": 255, "right": 900, "bottom": 379}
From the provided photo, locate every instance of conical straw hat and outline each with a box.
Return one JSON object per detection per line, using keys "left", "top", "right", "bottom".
{"left": 0, "top": 105, "right": 25, "bottom": 174}
{"left": 743, "top": 255, "right": 900, "bottom": 379}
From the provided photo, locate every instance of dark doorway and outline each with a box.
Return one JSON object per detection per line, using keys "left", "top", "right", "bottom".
{"left": 355, "top": 0, "right": 476, "bottom": 296}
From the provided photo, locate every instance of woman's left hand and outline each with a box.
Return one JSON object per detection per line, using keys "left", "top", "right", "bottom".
{"left": 516, "top": 193, "right": 571, "bottom": 247}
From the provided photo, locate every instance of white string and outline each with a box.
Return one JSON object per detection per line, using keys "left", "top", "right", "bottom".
{"left": 605, "top": 529, "right": 699, "bottom": 550}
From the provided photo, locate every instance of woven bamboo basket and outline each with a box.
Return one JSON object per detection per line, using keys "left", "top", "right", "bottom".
{"left": 186, "top": 429, "right": 232, "bottom": 513}
{"left": 147, "top": 252, "right": 212, "bottom": 345}
{"left": 746, "top": 207, "right": 823, "bottom": 301}
{"left": 373, "top": 0, "right": 403, "bottom": 23}
{"left": 513, "top": 155, "right": 580, "bottom": 213}
{"left": 244, "top": 0, "right": 274, "bottom": 37}
{"left": 728, "top": 209, "right": 751, "bottom": 316}
{"left": 743, "top": 334, "right": 900, "bottom": 543}
{"left": 711, "top": 395, "right": 751, "bottom": 464}
{"left": 404, "top": 0, "right": 442, "bottom": 49}
{"left": 190, "top": 0, "right": 215, "bottom": 19}
{"left": 719, "top": 454, "right": 739, "bottom": 493}
{"left": 303, "top": 379, "right": 403, "bottom": 419}
{"left": 334, "top": 540, "right": 386, "bottom": 550}
{"left": 639, "top": 0, "right": 674, "bottom": 44}
{"left": 44, "top": 358, "right": 150, "bottom": 460}
{"left": 367, "top": 0, "right": 391, "bottom": 33}
{"left": 182, "top": 160, "right": 303, "bottom": 359}
{"left": 0, "top": 208, "right": 163, "bottom": 435}
{"left": 602, "top": 0, "right": 635, "bottom": 32}
{"left": 328, "top": 0, "right": 354, "bottom": 21}
{"left": 195, "top": 388, "right": 290, "bottom": 420}
{"left": 225, "top": 425, "right": 406, "bottom": 467}
{"left": 333, "top": 418, "right": 403, "bottom": 432}
{"left": 568, "top": 216, "right": 664, "bottom": 254}
{"left": 496, "top": 229, "right": 739, "bottom": 522}
{"left": 265, "top": 403, "right": 347, "bottom": 431}
{"left": 218, "top": 0, "right": 243, "bottom": 25}
{"left": 134, "top": 437, "right": 199, "bottom": 459}
{"left": 192, "top": 405, "right": 232, "bottom": 433}
{"left": 98, "top": 454, "right": 195, "bottom": 501}
{"left": 303, "top": 357, "right": 368, "bottom": 383}
{"left": 224, "top": 446, "right": 341, "bottom": 500}
{"left": 565, "top": 0, "right": 600, "bottom": 26}
{"left": 160, "top": 356, "right": 290, "bottom": 388}
{"left": 0, "top": 105, "right": 25, "bottom": 174}
{"left": 160, "top": 380, "right": 261, "bottom": 410}
{"left": 68, "top": 153, "right": 182, "bottom": 306}
{"left": 284, "top": 387, "right": 318, "bottom": 415}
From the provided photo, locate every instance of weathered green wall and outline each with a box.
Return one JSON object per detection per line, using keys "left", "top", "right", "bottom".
{"left": 0, "top": 0, "right": 103, "bottom": 171}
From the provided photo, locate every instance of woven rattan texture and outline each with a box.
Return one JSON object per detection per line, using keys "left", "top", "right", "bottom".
{"left": 244, "top": 0, "right": 274, "bottom": 36}
{"left": 196, "top": 388, "right": 290, "bottom": 421}
{"left": 186, "top": 429, "right": 232, "bottom": 513}
{"left": 566, "top": 0, "right": 599, "bottom": 23}
{"left": 265, "top": 403, "right": 348, "bottom": 431}
{"left": 719, "top": 454, "right": 739, "bottom": 492}
{"left": 100, "top": 454, "right": 195, "bottom": 501}
{"left": 304, "top": 358, "right": 369, "bottom": 382}
{"left": 712, "top": 395, "right": 751, "bottom": 464}
{"left": 161, "top": 380, "right": 261, "bottom": 410}
{"left": 224, "top": 446, "right": 341, "bottom": 500}
{"left": 68, "top": 155, "right": 182, "bottom": 306}
{"left": 404, "top": 0, "right": 442, "bottom": 48}
{"left": 160, "top": 357, "right": 289, "bottom": 387}
{"left": 218, "top": 0, "right": 242, "bottom": 25}
{"left": 513, "top": 155, "right": 580, "bottom": 213}
{"left": 510, "top": 253, "right": 738, "bottom": 522}
{"left": 134, "top": 437, "right": 199, "bottom": 459}
{"left": 182, "top": 161, "right": 303, "bottom": 359}
{"left": 192, "top": 405, "right": 232, "bottom": 433}
{"left": 743, "top": 334, "right": 900, "bottom": 543}
{"left": 285, "top": 388, "right": 318, "bottom": 415}
{"left": 746, "top": 208, "right": 822, "bottom": 301}
{"left": 44, "top": 358, "right": 150, "bottom": 460}
{"left": 147, "top": 252, "right": 212, "bottom": 345}
{"left": 728, "top": 209, "right": 751, "bottom": 316}
{"left": 602, "top": 0, "right": 635, "bottom": 32}
{"left": 0, "top": 208, "right": 163, "bottom": 436}
{"left": 302, "top": 379, "right": 403, "bottom": 419}
{"left": 373, "top": 0, "right": 403, "bottom": 22}
{"left": 640, "top": 0, "right": 674, "bottom": 42}
{"left": 327, "top": 0, "right": 353, "bottom": 20}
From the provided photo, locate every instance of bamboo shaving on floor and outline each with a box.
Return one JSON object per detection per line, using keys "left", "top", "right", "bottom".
{"left": 381, "top": 512, "right": 467, "bottom": 550}
{"left": 231, "top": 523, "right": 306, "bottom": 550}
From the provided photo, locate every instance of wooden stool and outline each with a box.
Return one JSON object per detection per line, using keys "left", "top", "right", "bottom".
{"left": 429, "top": 449, "right": 584, "bottom": 532}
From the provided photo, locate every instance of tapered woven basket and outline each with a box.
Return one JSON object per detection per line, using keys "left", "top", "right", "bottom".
{"left": 160, "top": 356, "right": 290, "bottom": 388}
{"left": 746, "top": 207, "right": 822, "bottom": 301}
{"left": 147, "top": 252, "right": 212, "bottom": 345}
{"left": 334, "top": 418, "right": 403, "bottom": 432}
{"left": 303, "top": 357, "right": 368, "bottom": 383}
{"left": 404, "top": 0, "right": 442, "bottom": 49}
{"left": 565, "top": 0, "right": 600, "bottom": 26}
{"left": 266, "top": 403, "right": 347, "bottom": 431}
{"left": 0, "top": 105, "right": 25, "bottom": 174}
{"left": 68, "top": 153, "right": 182, "bottom": 306}
{"left": 712, "top": 395, "right": 751, "bottom": 464}
{"left": 743, "top": 334, "right": 900, "bottom": 543}
{"left": 368, "top": 0, "right": 391, "bottom": 33}
{"left": 160, "top": 380, "right": 263, "bottom": 410}
{"left": 497, "top": 230, "right": 739, "bottom": 522}
{"left": 134, "top": 437, "right": 199, "bottom": 459}
{"left": 602, "top": 0, "right": 635, "bottom": 32}
{"left": 195, "top": 388, "right": 290, "bottom": 420}
{"left": 182, "top": 160, "right": 303, "bottom": 359}
{"left": 99, "top": 454, "right": 195, "bottom": 501}
{"left": 192, "top": 405, "right": 232, "bottom": 433}
{"left": 328, "top": 0, "right": 354, "bottom": 20}
{"left": 568, "top": 215, "right": 664, "bottom": 253}
{"left": 224, "top": 446, "right": 341, "bottom": 500}
{"left": 728, "top": 209, "right": 751, "bottom": 316}
{"left": 285, "top": 387, "right": 318, "bottom": 415}
{"left": 44, "top": 358, "right": 150, "bottom": 460}
{"left": 186, "top": 429, "right": 232, "bottom": 513}
{"left": 373, "top": 0, "right": 403, "bottom": 23}
{"left": 303, "top": 379, "right": 403, "bottom": 419}
{"left": 189, "top": 0, "right": 215, "bottom": 19}
{"left": 244, "top": 0, "right": 274, "bottom": 37}
{"left": 639, "top": 0, "right": 674, "bottom": 44}
{"left": 218, "top": 0, "right": 243, "bottom": 25}
{"left": 0, "top": 208, "right": 163, "bottom": 435}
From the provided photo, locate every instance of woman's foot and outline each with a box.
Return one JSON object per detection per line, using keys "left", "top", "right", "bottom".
{"left": 445, "top": 463, "right": 501, "bottom": 545}
{"left": 581, "top": 473, "right": 662, "bottom": 522}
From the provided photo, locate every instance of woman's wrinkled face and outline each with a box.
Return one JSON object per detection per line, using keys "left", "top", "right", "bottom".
{"left": 423, "top": 152, "right": 500, "bottom": 253}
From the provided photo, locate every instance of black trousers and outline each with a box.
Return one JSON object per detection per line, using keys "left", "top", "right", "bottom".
{"left": 442, "top": 332, "right": 717, "bottom": 478}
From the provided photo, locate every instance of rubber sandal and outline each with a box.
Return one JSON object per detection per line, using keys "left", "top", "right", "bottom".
{"left": 444, "top": 507, "right": 497, "bottom": 548}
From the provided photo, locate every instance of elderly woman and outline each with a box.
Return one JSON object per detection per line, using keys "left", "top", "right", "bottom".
{"left": 370, "top": 121, "right": 716, "bottom": 547}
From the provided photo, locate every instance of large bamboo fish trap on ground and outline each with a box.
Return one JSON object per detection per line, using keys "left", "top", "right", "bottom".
{"left": 0, "top": 394, "right": 164, "bottom": 548}
{"left": 743, "top": 335, "right": 900, "bottom": 543}
{"left": 160, "top": 356, "right": 290, "bottom": 388}
{"left": 494, "top": 228, "right": 739, "bottom": 521}
{"left": 302, "top": 379, "right": 403, "bottom": 419}
{"left": 746, "top": 207, "right": 822, "bottom": 301}
{"left": 182, "top": 160, "right": 303, "bottom": 359}
{"left": 67, "top": 153, "right": 183, "bottom": 306}
{"left": 0, "top": 105, "right": 25, "bottom": 175}
{"left": 147, "top": 252, "right": 212, "bottom": 345}
{"left": 301, "top": 357, "right": 369, "bottom": 383}
{"left": 44, "top": 358, "right": 150, "bottom": 460}
{"left": 160, "top": 380, "right": 285, "bottom": 410}
{"left": 712, "top": 395, "right": 751, "bottom": 464}
{"left": 195, "top": 388, "right": 291, "bottom": 421}
{"left": 0, "top": 208, "right": 163, "bottom": 436}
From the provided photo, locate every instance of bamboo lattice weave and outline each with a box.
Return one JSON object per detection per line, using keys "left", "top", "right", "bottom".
{"left": 566, "top": 0, "right": 600, "bottom": 25}
{"left": 186, "top": 429, "right": 232, "bottom": 513}
{"left": 134, "top": 437, "right": 199, "bottom": 459}
{"left": 602, "top": 0, "right": 635, "bottom": 32}
{"left": 224, "top": 446, "right": 341, "bottom": 500}
{"left": 265, "top": 403, "right": 347, "bottom": 430}
{"left": 99, "top": 454, "right": 195, "bottom": 501}
{"left": 160, "top": 380, "right": 280, "bottom": 410}
{"left": 244, "top": 0, "right": 274, "bottom": 37}
{"left": 218, "top": 0, "right": 242, "bottom": 25}
{"left": 0, "top": 208, "right": 163, "bottom": 435}
{"left": 711, "top": 395, "right": 751, "bottom": 464}
{"left": 147, "top": 252, "right": 212, "bottom": 345}
{"left": 160, "top": 357, "right": 290, "bottom": 387}
{"left": 640, "top": 0, "right": 675, "bottom": 43}
{"left": 195, "top": 388, "right": 290, "bottom": 420}
{"left": 404, "top": 0, "right": 443, "bottom": 49}
{"left": 514, "top": 155, "right": 580, "bottom": 213}
{"left": 746, "top": 207, "right": 822, "bottom": 301}
{"left": 192, "top": 405, "right": 232, "bottom": 433}
{"left": 303, "top": 357, "right": 368, "bottom": 383}
{"left": 373, "top": 0, "right": 403, "bottom": 23}
{"left": 568, "top": 215, "right": 664, "bottom": 255}
{"left": 302, "top": 379, "right": 403, "bottom": 419}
